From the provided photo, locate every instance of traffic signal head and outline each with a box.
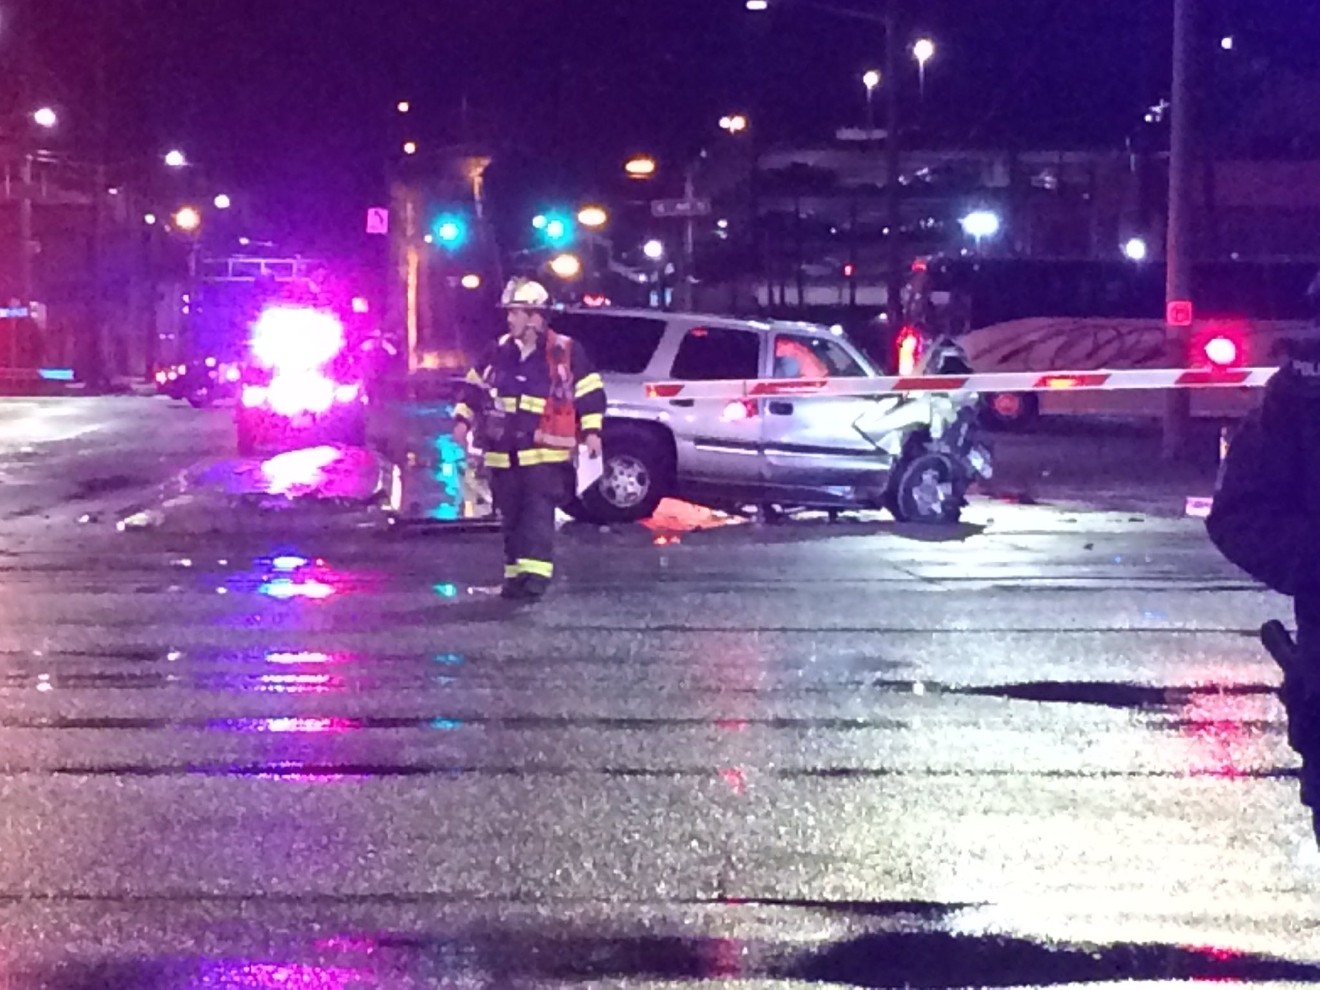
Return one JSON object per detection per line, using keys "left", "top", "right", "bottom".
{"left": 432, "top": 214, "right": 468, "bottom": 251}
{"left": 534, "top": 210, "right": 575, "bottom": 249}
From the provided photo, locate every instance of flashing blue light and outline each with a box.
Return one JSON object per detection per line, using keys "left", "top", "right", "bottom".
{"left": 38, "top": 368, "right": 74, "bottom": 381}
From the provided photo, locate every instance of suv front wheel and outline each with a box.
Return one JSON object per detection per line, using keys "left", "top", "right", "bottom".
{"left": 567, "top": 427, "right": 672, "bottom": 524}
{"left": 887, "top": 451, "right": 966, "bottom": 524}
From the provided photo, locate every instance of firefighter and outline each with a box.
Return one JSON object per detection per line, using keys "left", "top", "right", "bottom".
{"left": 453, "top": 278, "right": 606, "bottom": 601}
{"left": 1207, "top": 338, "right": 1320, "bottom": 819}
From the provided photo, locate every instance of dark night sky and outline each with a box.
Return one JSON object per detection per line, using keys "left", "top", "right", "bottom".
{"left": 16, "top": 0, "right": 1319, "bottom": 255}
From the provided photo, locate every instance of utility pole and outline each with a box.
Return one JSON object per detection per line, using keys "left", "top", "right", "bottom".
{"left": 1162, "top": 0, "right": 1194, "bottom": 460}
{"left": 83, "top": 0, "right": 110, "bottom": 387}
{"left": 884, "top": 2, "right": 904, "bottom": 336}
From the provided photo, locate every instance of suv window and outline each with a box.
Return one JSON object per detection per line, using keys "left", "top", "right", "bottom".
{"left": 772, "top": 335, "right": 867, "bottom": 378}
{"left": 553, "top": 313, "right": 666, "bottom": 374}
{"left": 670, "top": 327, "right": 761, "bottom": 381}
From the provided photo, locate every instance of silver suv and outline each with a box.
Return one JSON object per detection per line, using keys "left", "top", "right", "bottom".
{"left": 551, "top": 308, "right": 991, "bottom": 525}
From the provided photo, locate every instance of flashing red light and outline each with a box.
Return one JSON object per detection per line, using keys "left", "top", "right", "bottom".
{"left": 894, "top": 325, "right": 924, "bottom": 375}
{"left": 843, "top": 263, "right": 855, "bottom": 278}
{"left": 910, "top": 258, "right": 928, "bottom": 273}
{"left": 1203, "top": 334, "right": 1240, "bottom": 369}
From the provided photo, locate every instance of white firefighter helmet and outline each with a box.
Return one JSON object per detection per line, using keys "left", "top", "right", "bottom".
{"left": 500, "top": 277, "right": 551, "bottom": 309}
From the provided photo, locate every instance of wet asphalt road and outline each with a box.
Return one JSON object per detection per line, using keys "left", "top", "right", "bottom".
{"left": 1, "top": 396, "right": 1319, "bottom": 988}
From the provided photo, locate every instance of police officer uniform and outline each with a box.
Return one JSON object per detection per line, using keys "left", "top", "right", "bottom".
{"left": 454, "top": 279, "right": 606, "bottom": 600}
{"left": 1208, "top": 338, "right": 1320, "bottom": 812}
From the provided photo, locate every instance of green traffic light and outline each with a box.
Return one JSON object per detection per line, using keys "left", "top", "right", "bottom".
{"left": 536, "top": 210, "right": 574, "bottom": 248}
{"left": 433, "top": 214, "right": 468, "bottom": 250}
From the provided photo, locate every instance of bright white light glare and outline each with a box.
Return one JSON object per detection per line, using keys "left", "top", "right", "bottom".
{"left": 251, "top": 307, "right": 346, "bottom": 370}
{"left": 746, "top": 0, "right": 769, "bottom": 9}
{"left": 643, "top": 239, "right": 665, "bottom": 260}
{"left": 1123, "top": 237, "right": 1149, "bottom": 262}
{"left": 32, "top": 107, "right": 57, "bottom": 129}
{"left": 913, "top": 38, "right": 935, "bottom": 64}
{"left": 960, "top": 210, "right": 1001, "bottom": 239}
{"left": 1221, "top": 35, "right": 1234, "bottom": 51}
{"left": 267, "top": 372, "right": 336, "bottom": 416}
{"left": 241, "top": 385, "right": 267, "bottom": 408}
{"left": 1204, "top": 335, "right": 1239, "bottom": 367}
{"left": 165, "top": 149, "right": 187, "bottom": 168}
{"left": 144, "top": 213, "right": 157, "bottom": 226}
{"left": 397, "top": 100, "right": 411, "bottom": 113}
{"left": 334, "top": 383, "right": 361, "bottom": 404}
{"left": 403, "top": 141, "right": 418, "bottom": 155}
{"left": 351, "top": 296, "right": 370, "bottom": 314}
{"left": 577, "top": 206, "right": 608, "bottom": 228}
{"left": 213, "top": 194, "right": 231, "bottom": 210}
{"left": 863, "top": 70, "right": 881, "bottom": 90}
{"left": 460, "top": 273, "right": 482, "bottom": 290}
{"left": 261, "top": 446, "right": 341, "bottom": 495}
{"left": 272, "top": 555, "right": 309, "bottom": 571}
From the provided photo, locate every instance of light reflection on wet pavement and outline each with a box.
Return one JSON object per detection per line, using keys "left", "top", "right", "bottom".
{"left": 0, "top": 497, "right": 1319, "bottom": 986}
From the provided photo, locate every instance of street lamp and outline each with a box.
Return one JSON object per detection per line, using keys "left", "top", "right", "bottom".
{"left": 403, "top": 141, "right": 418, "bottom": 155}
{"left": 862, "top": 70, "right": 881, "bottom": 135}
{"left": 549, "top": 253, "right": 582, "bottom": 280}
{"left": 625, "top": 155, "right": 657, "bottom": 179}
{"left": 960, "top": 209, "right": 1000, "bottom": 246}
{"left": 1123, "top": 237, "right": 1149, "bottom": 262}
{"left": 164, "top": 149, "right": 187, "bottom": 169}
{"left": 31, "top": 107, "right": 57, "bottom": 129}
{"left": 174, "top": 206, "right": 202, "bottom": 232}
{"left": 213, "top": 194, "right": 232, "bottom": 210}
{"left": 719, "top": 114, "right": 749, "bottom": 135}
{"left": 745, "top": 0, "right": 769, "bottom": 9}
{"left": 144, "top": 213, "right": 158, "bottom": 226}
{"left": 1220, "top": 35, "right": 1234, "bottom": 51}
{"left": 913, "top": 38, "right": 935, "bottom": 98}
{"left": 643, "top": 240, "right": 665, "bottom": 261}
{"left": 577, "top": 206, "right": 608, "bottom": 229}
{"left": 397, "top": 100, "right": 411, "bottom": 113}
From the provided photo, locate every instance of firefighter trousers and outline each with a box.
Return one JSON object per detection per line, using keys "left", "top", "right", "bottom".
{"left": 490, "top": 463, "right": 570, "bottom": 591}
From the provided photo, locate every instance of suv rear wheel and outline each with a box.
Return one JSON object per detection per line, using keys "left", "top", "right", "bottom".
{"left": 567, "top": 427, "right": 672, "bottom": 524}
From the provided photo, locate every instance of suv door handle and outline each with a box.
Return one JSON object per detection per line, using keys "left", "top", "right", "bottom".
{"left": 768, "top": 400, "right": 794, "bottom": 415}
{"left": 669, "top": 398, "right": 695, "bottom": 408}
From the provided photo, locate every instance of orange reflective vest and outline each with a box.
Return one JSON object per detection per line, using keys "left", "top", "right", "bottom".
{"left": 534, "top": 330, "right": 578, "bottom": 450}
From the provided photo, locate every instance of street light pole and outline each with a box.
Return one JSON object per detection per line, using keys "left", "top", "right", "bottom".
{"left": 680, "top": 164, "right": 697, "bottom": 312}
{"left": 1162, "top": 0, "right": 1194, "bottom": 460}
{"left": 884, "top": 2, "right": 904, "bottom": 336}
